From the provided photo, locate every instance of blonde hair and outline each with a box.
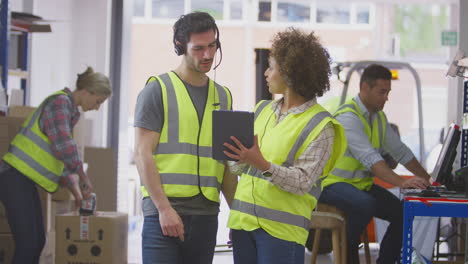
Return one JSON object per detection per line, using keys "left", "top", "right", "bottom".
{"left": 76, "top": 67, "right": 112, "bottom": 96}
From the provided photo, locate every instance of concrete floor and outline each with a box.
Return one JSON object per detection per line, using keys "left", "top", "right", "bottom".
{"left": 127, "top": 199, "right": 380, "bottom": 264}
{"left": 128, "top": 216, "right": 379, "bottom": 264}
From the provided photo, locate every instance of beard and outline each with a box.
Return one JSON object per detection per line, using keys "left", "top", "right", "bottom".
{"left": 186, "top": 56, "right": 213, "bottom": 73}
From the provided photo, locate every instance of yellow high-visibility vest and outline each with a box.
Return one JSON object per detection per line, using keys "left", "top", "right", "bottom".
{"left": 140, "top": 72, "right": 232, "bottom": 203}
{"left": 3, "top": 90, "right": 69, "bottom": 192}
{"left": 323, "top": 98, "right": 387, "bottom": 191}
{"left": 228, "top": 100, "right": 346, "bottom": 245}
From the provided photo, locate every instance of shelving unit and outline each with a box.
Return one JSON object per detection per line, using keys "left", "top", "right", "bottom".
{"left": 462, "top": 81, "right": 468, "bottom": 167}
{"left": 0, "top": 0, "right": 46, "bottom": 105}
{"left": 0, "top": 0, "right": 10, "bottom": 91}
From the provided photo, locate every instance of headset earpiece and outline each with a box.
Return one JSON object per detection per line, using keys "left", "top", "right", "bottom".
{"left": 173, "top": 26, "right": 185, "bottom": 56}
{"left": 213, "top": 25, "right": 222, "bottom": 70}
{"left": 174, "top": 43, "right": 185, "bottom": 56}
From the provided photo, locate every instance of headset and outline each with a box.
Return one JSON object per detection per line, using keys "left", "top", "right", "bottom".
{"left": 173, "top": 14, "right": 223, "bottom": 70}
{"left": 173, "top": 14, "right": 223, "bottom": 107}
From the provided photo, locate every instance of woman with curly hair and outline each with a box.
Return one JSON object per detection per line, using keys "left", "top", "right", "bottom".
{"left": 224, "top": 28, "right": 347, "bottom": 264}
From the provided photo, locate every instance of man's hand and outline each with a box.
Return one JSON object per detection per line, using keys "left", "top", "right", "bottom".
{"left": 67, "top": 173, "right": 83, "bottom": 208}
{"left": 401, "top": 176, "right": 430, "bottom": 189}
{"left": 159, "top": 207, "right": 185, "bottom": 241}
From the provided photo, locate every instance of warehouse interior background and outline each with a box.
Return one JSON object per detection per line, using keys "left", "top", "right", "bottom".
{"left": 1, "top": 0, "right": 468, "bottom": 263}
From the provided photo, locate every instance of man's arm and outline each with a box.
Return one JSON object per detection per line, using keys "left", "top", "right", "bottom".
{"left": 337, "top": 112, "right": 429, "bottom": 189}
{"left": 380, "top": 114, "right": 431, "bottom": 185}
{"left": 134, "top": 127, "right": 184, "bottom": 241}
{"left": 221, "top": 164, "right": 237, "bottom": 208}
{"left": 371, "top": 160, "right": 428, "bottom": 189}
{"left": 403, "top": 158, "right": 431, "bottom": 181}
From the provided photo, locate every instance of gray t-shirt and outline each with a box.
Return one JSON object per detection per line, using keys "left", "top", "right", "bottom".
{"left": 134, "top": 73, "right": 220, "bottom": 216}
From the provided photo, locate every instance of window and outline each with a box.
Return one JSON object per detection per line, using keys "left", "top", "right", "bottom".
{"left": 394, "top": 4, "right": 449, "bottom": 61}
{"left": 192, "top": 0, "right": 224, "bottom": 20}
{"left": 133, "top": 0, "right": 146, "bottom": 17}
{"left": 135, "top": 0, "right": 244, "bottom": 21}
{"left": 151, "top": 0, "right": 184, "bottom": 19}
{"left": 256, "top": 1, "right": 372, "bottom": 24}
{"left": 277, "top": 1, "right": 310, "bottom": 23}
{"left": 316, "top": 3, "right": 351, "bottom": 24}
{"left": 258, "top": 1, "right": 272, "bottom": 22}
{"left": 355, "top": 4, "right": 370, "bottom": 24}
{"left": 230, "top": 0, "right": 243, "bottom": 20}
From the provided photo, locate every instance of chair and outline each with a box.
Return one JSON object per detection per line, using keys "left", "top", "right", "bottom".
{"left": 310, "top": 203, "right": 347, "bottom": 264}
{"left": 310, "top": 203, "right": 371, "bottom": 264}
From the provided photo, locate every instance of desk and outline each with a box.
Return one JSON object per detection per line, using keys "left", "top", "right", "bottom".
{"left": 402, "top": 196, "right": 468, "bottom": 264}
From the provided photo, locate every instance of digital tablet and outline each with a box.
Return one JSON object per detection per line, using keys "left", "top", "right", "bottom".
{"left": 212, "top": 110, "right": 254, "bottom": 161}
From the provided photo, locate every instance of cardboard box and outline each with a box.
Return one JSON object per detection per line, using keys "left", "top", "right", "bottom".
{"left": 39, "top": 231, "right": 55, "bottom": 264}
{"left": 51, "top": 187, "right": 74, "bottom": 201}
{"left": 85, "top": 147, "right": 116, "bottom": 211}
{"left": 0, "top": 116, "right": 25, "bottom": 158}
{"left": 8, "top": 105, "right": 36, "bottom": 118}
{"left": 8, "top": 89, "right": 24, "bottom": 107}
{"left": 0, "top": 233, "right": 14, "bottom": 264}
{"left": 50, "top": 200, "right": 76, "bottom": 231}
{"left": 55, "top": 212, "right": 128, "bottom": 264}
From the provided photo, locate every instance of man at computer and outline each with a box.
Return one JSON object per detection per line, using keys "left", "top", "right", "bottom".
{"left": 319, "top": 64, "right": 431, "bottom": 264}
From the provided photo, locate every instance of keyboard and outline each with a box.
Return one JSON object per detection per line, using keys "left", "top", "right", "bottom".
{"left": 401, "top": 186, "right": 445, "bottom": 195}
{"left": 402, "top": 187, "right": 467, "bottom": 198}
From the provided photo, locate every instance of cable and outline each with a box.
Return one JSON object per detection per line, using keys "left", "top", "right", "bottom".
{"left": 252, "top": 100, "right": 281, "bottom": 228}
{"left": 212, "top": 55, "right": 220, "bottom": 107}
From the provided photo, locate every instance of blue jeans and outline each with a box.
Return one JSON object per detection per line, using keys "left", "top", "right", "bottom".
{"left": 232, "top": 228, "right": 305, "bottom": 264}
{"left": 319, "top": 183, "right": 403, "bottom": 264}
{"left": 142, "top": 214, "right": 218, "bottom": 264}
{"left": 0, "top": 165, "right": 45, "bottom": 264}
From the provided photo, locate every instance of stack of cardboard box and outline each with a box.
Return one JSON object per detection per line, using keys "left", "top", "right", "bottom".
{"left": 0, "top": 106, "right": 128, "bottom": 263}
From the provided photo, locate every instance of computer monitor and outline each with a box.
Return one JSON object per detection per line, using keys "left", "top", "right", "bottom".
{"left": 432, "top": 123, "right": 461, "bottom": 190}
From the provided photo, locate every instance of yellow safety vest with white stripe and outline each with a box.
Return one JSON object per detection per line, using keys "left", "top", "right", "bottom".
{"left": 3, "top": 90, "right": 68, "bottom": 192}
{"left": 228, "top": 100, "right": 346, "bottom": 246}
{"left": 322, "top": 98, "right": 387, "bottom": 191}
{"left": 140, "top": 72, "right": 232, "bottom": 203}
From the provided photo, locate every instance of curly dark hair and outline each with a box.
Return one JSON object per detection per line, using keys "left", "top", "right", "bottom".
{"left": 270, "top": 28, "right": 331, "bottom": 100}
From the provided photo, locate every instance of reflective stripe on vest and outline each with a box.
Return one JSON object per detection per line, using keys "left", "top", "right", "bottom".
{"left": 324, "top": 98, "right": 387, "bottom": 190}
{"left": 246, "top": 110, "right": 332, "bottom": 198}
{"left": 140, "top": 72, "right": 232, "bottom": 202}
{"left": 232, "top": 199, "right": 310, "bottom": 231}
{"left": 229, "top": 101, "right": 346, "bottom": 245}
{"left": 3, "top": 91, "right": 67, "bottom": 192}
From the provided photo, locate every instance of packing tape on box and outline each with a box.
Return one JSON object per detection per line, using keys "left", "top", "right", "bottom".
{"left": 80, "top": 216, "right": 89, "bottom": 240}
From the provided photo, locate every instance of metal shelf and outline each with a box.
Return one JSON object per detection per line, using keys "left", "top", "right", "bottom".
{"left": 8, "top": 69, "right": 28, "bottom": 78}
{"left": 462, "top": 81, "right": 468, "bottom": 167}
{"left": 0, "top": 0, "right": 10, "bottom": 91}
{"left": 1, "top": 0, "right": 29, "bottom": 105}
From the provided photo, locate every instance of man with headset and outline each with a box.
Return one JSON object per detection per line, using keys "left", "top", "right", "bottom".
{"left": 134, "top": 12, "right": 236, "bottom": 264}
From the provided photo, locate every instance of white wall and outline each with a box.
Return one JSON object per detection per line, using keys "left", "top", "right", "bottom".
{"left": 14, "top": 0, "right": 112, "bottom": 147}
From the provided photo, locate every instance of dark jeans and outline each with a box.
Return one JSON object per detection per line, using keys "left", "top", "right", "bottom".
{"left": 142, "top": 214, "right": 218, "bottom": 264}
{"left": 0, "top": 165, "right": 45, "bottom": 264}
{"left": 319, "top": 183, "right": 403, "bottom": 264}
{"left": 232, "top": 228, "right": 305, "bottom": 264}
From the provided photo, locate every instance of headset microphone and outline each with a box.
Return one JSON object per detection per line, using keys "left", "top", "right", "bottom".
{"left": 212, "top": 54, "right": 220, "bottom": 108}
